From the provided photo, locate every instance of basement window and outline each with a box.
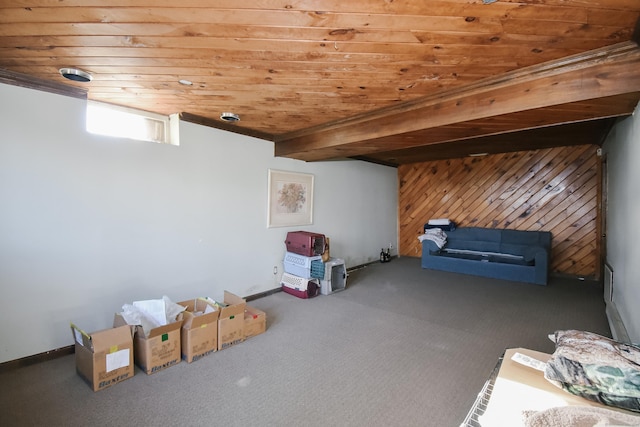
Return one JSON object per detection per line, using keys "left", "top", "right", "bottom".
{"left": 86, "top": 101, "right": 179, "bottom": 146}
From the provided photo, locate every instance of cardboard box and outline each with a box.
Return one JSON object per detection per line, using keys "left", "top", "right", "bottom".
{"left": 244, "top": 305, "right": 267, "bottom": 339}
{"left": 70, "top": 323, "right": 134, "bottom": 392}
{"left": 217, "top": 291, "right": 246, "bottom": 350}
{"left": 178, "top": 298, "right": 220, "bottom": 363}
{"left": 114, "top": 313, "right": 183, "bottom": 375}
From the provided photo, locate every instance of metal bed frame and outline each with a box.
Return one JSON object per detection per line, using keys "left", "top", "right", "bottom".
{"left": 459, "top": 355, "right": 504, "bottom": 427}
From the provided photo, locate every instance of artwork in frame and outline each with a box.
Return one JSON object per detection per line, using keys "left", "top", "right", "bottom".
{"left": 267, "top": 169, "right": 314, "bottom": 228}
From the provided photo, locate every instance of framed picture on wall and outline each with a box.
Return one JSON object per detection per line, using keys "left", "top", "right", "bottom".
{"left": 267, "top": 169, "right": 314, "bottom": 228}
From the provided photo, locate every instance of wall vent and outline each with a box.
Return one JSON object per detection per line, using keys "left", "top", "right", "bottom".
{"left": 602, "top": 264, "right": 631, "bottom": 343}
{"left": 604, "top": 263, "right": 613, "bottom": 303}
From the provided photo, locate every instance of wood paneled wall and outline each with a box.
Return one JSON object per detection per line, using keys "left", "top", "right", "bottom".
{"left": 398, "top": 145, "right": 601, "bottom": 278}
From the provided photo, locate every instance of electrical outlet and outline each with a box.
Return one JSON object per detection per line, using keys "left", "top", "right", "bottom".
{"left": 389, "top": 243, "right": 394, "bottom": 249}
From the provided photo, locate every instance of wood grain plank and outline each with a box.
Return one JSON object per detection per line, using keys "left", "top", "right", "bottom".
{"left": 498, "top": 147, "right": 594, "bottom": 228}
{"left": 0, "top": 8, "right": 505, "bottom": 33}
{"left": 522, "top": 167, "right": 597, "bottom": 234}
{"left": 464, "top": 151, "right": 555, "bottom": 226}
{"left": 3, "top": 36, "right": 585, "bottom": 60}
{"left": 473, "top": 149, "right": 566, "bottom": 228}
{"left": 2, "top": 22, "right": 628, "bottom": 51}
{"left": 3, "top": 0, "right": 638, "bottom": 11}
{"left": 0, "top": 23, "right": 421, "bottom": 43}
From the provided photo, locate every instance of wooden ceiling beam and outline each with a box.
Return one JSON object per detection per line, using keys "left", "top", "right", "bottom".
{"left": 297, "top": 92, "right": 640, "bottom": 163}
{"left": 633, "top": 15, "right": 640, "bottom": 44}
{"left": 360, "top": 118, "right": 620, "bottom": 165}
{"left": 274, "top": 42, "right": 640, "bottom": 162}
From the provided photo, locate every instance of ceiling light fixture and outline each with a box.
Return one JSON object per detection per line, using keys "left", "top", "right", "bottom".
{"left": 59, "top": 67, "right": 92, "bottom": 83}
{"left": 469, "top": 152, "right": 489, "bottom": 157}
{"left": 178, "top": 79, "right": 193, "bottom": 86}
{"left": 220, "top": 112, "right": 240, "bottom": 123}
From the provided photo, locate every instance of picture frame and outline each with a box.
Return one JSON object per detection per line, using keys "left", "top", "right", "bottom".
{"left": 267, "top": 169, "right": 314, "bottom": 228}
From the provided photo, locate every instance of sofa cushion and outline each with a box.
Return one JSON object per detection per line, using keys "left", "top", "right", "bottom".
{"left": 501, "top": 229, "right": 552, "bottom": 248}
{"left": 523, "top": 246, "right": 545, "bottom": 263}
{"left": 447, "top": 239, "right": 500, "bottom": 253}
{"left": 501, "top": 229, "right": 539, "bottom": 245}
{"left": 448, "top": 227, "right": 502, "bottom": 243}
{"left": 499, "top": 243, "right": 527, "bottom": 257}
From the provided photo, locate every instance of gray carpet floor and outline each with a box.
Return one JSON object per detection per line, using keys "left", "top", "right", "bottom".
{"left": 0, "top": 257, "right": 610, "bottom": 427}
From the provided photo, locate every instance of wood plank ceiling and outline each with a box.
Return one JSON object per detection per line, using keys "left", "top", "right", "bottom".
{"left": 1, "top": 0, "right": 640, "bottom": 166}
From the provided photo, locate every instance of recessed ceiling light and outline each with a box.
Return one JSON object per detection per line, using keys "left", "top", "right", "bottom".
{"left": 469, "top": 152, "right": 489, "bottom": 157}
{"left": 178, "top": 79, "right": 193, "bottom": 86}
{"left": 59, "top": 67, "right": 92, "bottom": 83}
{"left": 220, "top": 112, "right": 240, "bottom": 122}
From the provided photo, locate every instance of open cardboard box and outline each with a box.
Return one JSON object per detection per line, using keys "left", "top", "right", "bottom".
{"left": 217, "top": 291, "right": 246, "bottom": 350}
{"left": 244, "top": 305, "right": 266, "bottom": 339}
{"left": 114, "top": 313, "right": 183, "bottom": 375}
{"left": 178, "top": 298, "right": 220, "bottom": 363}
{"left": 70, "top": 323, "right": 134, "bottom": 391}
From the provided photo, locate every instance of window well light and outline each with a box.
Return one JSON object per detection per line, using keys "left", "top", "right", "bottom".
{"left": 86, "top": 101, "right": 179, "bottom": 146}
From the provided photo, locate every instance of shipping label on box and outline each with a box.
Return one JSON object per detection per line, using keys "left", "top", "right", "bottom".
{"left": 217, "top": 291, "right": 246, "bottom": 350}
{"left": 70, "top": 323, "right": 134, "bottom": 392}
{"left": 114, "top": 313, "right": 183, "bottom": 375}
{"left": 179, "top": 298, "right": 220, "bottom": 363}
{"left": 244, "top": 305, "right": 266, "bottom": 339}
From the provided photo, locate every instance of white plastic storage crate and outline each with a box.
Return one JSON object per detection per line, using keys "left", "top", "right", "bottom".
{"left": 320, "top": 258, "right": 347, "bottom": 295}
{"left": 283, "top": 252, "right": 323, "bottom": 279}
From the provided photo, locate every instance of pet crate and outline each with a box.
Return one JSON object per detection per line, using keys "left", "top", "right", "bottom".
{"left": 283, "top": 252, "right": 323, "bottom": 279}
{"left": 285, "top": 231, "right": 326, "bottom": 257}
{"left": 320, "top": 258, "right": 347, "bottom": 295}
{"left": 281, "top": 272, "right": 320, "bottom": 299}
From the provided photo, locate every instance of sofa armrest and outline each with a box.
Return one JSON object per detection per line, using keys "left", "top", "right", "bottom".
{"left": 421, "top": 240, "right": 442, "bottom": 255}
{"left": 533, "top": 248, "right": 550, "bottom": 285}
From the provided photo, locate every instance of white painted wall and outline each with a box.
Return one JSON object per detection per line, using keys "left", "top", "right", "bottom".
{"left": 0, "top": 83, "right": 398, "bottom": 363}
{"left": 602, "top": 101, "right": 640, "bottom": 343}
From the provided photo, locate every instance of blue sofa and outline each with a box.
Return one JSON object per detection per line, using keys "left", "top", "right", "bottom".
{"left": 421, "top": 226, "right": 552, "bottom": 285}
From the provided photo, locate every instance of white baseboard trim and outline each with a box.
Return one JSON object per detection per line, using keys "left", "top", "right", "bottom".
{"left": 605, "top": 301, "right": 631, "bottom": 343}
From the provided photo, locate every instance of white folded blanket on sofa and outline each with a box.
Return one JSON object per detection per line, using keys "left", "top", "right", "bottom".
{"left": 427, "top": 218, "right": 451, "bottom": 226}
{"left": 418, "top": 228, "right": 447, "bottom": 249}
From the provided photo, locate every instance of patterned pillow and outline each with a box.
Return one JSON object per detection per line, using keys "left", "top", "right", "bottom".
{"left": 544, "top": 330, "right": 640, "bottom": 412}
